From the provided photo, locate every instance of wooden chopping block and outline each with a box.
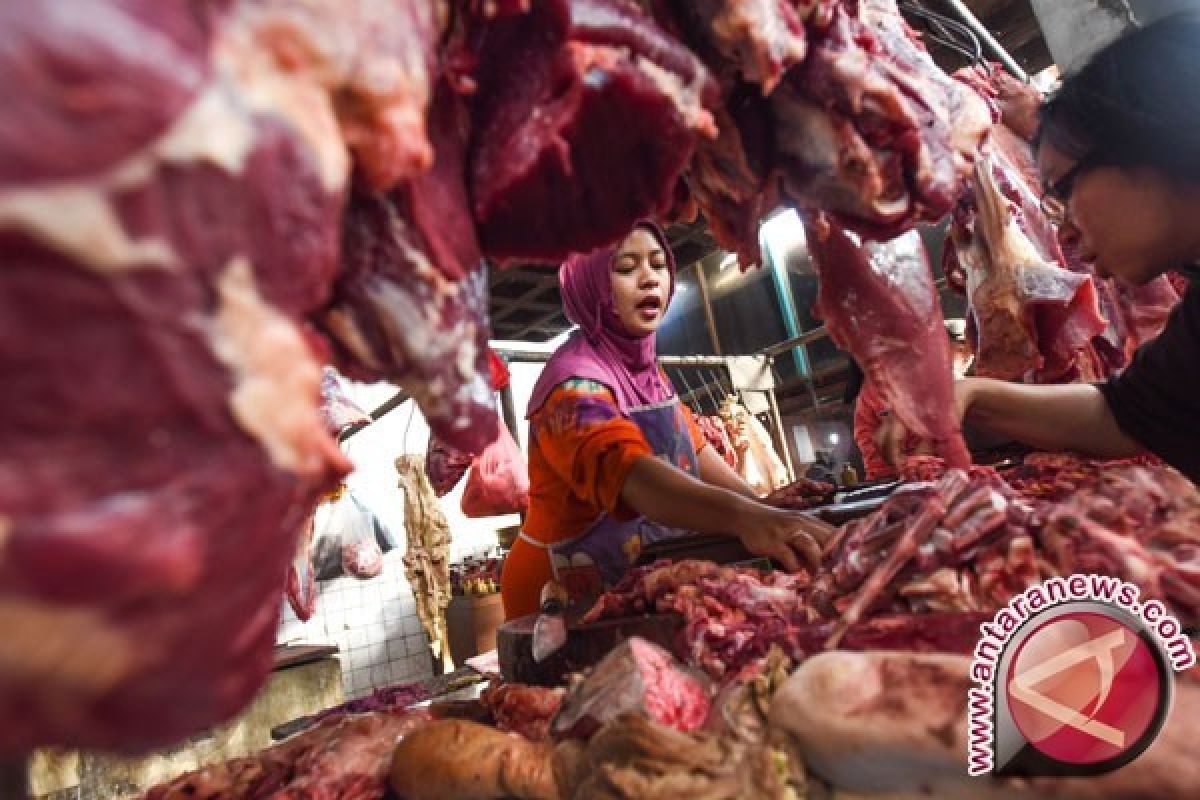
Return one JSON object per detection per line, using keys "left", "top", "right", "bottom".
{"left": 497, "top": 612, "right": 684, "bottom": 685}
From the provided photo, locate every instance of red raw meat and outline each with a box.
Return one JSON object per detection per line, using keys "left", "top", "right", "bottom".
{"left": 551, "top": 637, "right": 711, "bottom": 739}
{"left": 320, "top": 86, "right": 499, "bottom": 454}
{"left": 952, "top": 144, "right": 1107, "bottom": 382}
{"left": 772, "top": 0, "right": 990, "bottom": 238}
{"left": 467, "top": 0, "right": 720, "bottom": 261}
{"left": 0, "top": 0, "right": 361, "bottom": 753}
{"left": 481, "top": 679, "right": 566, "bottom": 741}
{"left": 652, "top": 0, "right": 809, "bottom": 94}
{"left": 142, "top": 710, "right": 430, "bottom": 800}
{"left": 1114, "top": 276, "right": 1181, "bottom": 352}
{"left": 804, "top": 213, "right": 970, "bottom": 469}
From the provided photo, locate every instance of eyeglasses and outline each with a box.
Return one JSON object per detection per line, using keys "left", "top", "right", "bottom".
{"left": 1040, "top": 154, "right": 1102, "bottom": 225}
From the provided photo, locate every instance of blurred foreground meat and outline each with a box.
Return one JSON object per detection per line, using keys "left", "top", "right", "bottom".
{"left": 467, "top": 0, "right": 720, "bottom": 261}
{"left": 0, "top": 0, "right": 498, "bottom": 753}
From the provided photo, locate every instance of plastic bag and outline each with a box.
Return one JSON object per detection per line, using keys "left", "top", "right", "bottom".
{"left": 319, "top": 367, "right": 370, "bottom": 434}
{"left": 425, "top": 433, "right": 474, "bottom": 497}
{"left": 286, "top": 514, "right": 318, "bottom": 620}
{"left": 488, "top": 347, "right": 511, "bottom": 391}
{"left": 461, "top": 422, "right": 529, "bottom": 518}
{"left": 329, "top": 491, "right": 384, "bottom": 579}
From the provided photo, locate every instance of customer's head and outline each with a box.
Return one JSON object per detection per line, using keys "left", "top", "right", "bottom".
{"left": 1036, "top": 14, "right": 1200, "bottom": 285}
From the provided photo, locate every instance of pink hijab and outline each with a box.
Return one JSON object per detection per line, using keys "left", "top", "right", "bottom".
{"left": 527, "top": 222, "right": 677, "bottom": 416}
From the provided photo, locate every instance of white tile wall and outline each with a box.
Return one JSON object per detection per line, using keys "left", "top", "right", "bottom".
{"left": 276, "top": 365, "right": 547, "bottom": 698}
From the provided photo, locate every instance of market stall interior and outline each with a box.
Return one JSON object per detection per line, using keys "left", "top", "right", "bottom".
{"left": 3, "top": 0, "right": 1200, "bottom": 798}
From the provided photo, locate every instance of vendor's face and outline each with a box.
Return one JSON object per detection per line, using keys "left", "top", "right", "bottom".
{"left": 611, "top": 227, "right": 671, "bottom": 337}
{"left": 1037, "top": 140, "right": 1194, "bottom": 286}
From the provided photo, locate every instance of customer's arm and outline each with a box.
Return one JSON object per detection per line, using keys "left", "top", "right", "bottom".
{"left": 957, "top": 378, "right": 1144, "bottom": 459}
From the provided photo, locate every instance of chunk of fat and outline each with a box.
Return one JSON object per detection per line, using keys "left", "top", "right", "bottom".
{"left": 0, "top": 187, "right": 177, "bottom": 272}
{"left": 208, "top": 258, "right": 342, "bottom": 479}
{"left": 0, "top": 82, "right": 261, "bottom": 274}
{"left": 213, "top": 18, "right": 349, "bottom": 194}
{"left": 0, "top": 599, "right": 144, "bottom": 700}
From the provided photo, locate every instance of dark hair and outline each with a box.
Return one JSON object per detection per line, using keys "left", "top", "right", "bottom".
{"left": 1038, "top": 13, "right": 1200, "bottom": 182}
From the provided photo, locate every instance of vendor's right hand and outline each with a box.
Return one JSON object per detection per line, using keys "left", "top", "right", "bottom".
{"left": 735, "top": 506, "right": 833, "bottom": 573}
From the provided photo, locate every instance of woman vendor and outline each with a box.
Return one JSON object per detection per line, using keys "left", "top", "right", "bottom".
{"left": 500, "top": 222, "right": 834, "bottom": 619}
{"left": 880, "top": 15, "right": 1200, "bottom": 482}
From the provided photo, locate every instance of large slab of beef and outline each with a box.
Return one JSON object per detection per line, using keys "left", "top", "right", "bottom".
{"left": 0, "top": 0, "right": 501, "bottom": 754}
{"left": 467, "top": 0, "right": 720, "bottom": 261}
{"left": 804, "top": 213, "right": 971, "bottom": 469}
{"left": 0, "top": 0, "right": 364, "bottom": 753}
{"left": 319, "top": 87, "right": 498, "bottom": 454}
{"left": 948, "top": 65, "right": 1182, "bottom": 384}
{"left": 946, "top": 126, "right": 1107, "bottom": 383}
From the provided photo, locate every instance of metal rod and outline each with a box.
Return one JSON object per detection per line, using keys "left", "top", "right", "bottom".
{"left": 758, "top": 326, "right": 830, "bottom": 359}
{"left": 942, "top": 0, "right": 1029, "bottom": 81}
{"left": 693, "top": 260, "right": 723, "bottom": 356}
{"left": 657, "top": 354, "right": 734, "bottom": 367}
{"left": 765, "top": 361, "right": 797, "bottom": 482}
{"left": 339, "top": 389, "right": 410, "bottom": 442}
{"left": 702, "top": 368, "right": 722, "bottom": 411}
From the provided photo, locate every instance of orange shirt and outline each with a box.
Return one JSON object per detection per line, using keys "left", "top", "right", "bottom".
{"left": 501, "top": 379, "right": 707, "bottom": 619}
{"left": 523, "top": 378, "right": 708, "bottom": 542}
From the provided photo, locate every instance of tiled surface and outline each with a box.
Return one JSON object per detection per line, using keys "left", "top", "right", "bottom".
{"left": 274, "top": 373, "right": 543, "bottom": 699}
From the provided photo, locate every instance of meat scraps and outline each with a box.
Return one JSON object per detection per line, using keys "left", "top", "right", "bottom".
{"left": 467, "top": 0, "right": 720, "bottom": 261}
{"left": 766, "top": 477, "right": 837, "bottom": 510}
{"left": 551, "top": 637, "right": 712, "bottom": 739}
{"left": 481, "top": 679, "right": 566, "bottom": 742}
{"left": 141, "top": 709, "right": 430, "bottom": 800}
{"left": 581, "top": 560, "right": 987, "bottom": 681}
{"left": 804, "top": 213, "right": 971, "bottom": 469}
{"left": 584, "top": 456, "right": 1200, "bottom": 678}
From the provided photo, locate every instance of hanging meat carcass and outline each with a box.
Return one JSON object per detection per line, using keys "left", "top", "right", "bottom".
{"left": 0, "top": 0, "right": 368, "bottom": 752}
{"left": 950, "top": 145, "right": 1108, "bottom": 382}
{"left": 772, "top": 0, "right": 991, "bottom": 240}
{"left": 804, "top": 214, "right": 971, "bottom": 469}
{"left": 396, "top": 454, "right": 454, "bottom": 669}
{"left": 0, "top": 0, "right": 506, "bottom": 753}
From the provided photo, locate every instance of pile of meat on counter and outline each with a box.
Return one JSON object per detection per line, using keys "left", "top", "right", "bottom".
{"left": 585, "top": 452, "right": 1200, "bottom": 681}
{"left": 2, "top": 0, "right": 990, "bottom": 754}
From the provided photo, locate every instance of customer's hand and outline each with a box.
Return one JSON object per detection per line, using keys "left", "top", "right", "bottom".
{"left": 734, "top": 505, "right": 834, "bottom": 573}
{"left": 876, "top": 380, "right": 979, "bottom": 471}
